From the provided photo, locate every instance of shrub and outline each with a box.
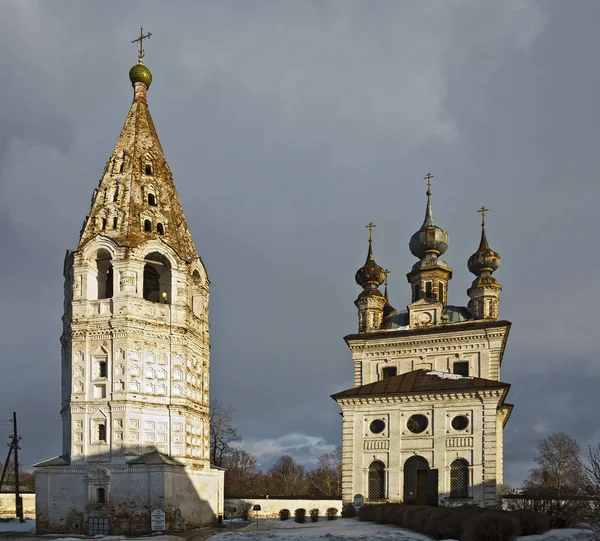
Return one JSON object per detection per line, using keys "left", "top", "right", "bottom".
{"left": 514, "top": 509, "right": 551, "bottom": 536}
{"left": 236, "top": 499, "right": 253, "bottom": 521}
{"left": 341, "top": 504, "right": 356, "bottom": 518}
{"left": 391, "top": 505, "right": 408, "bottom": 527}
{"left": 383, "top": 503, "right": 399, "bottom": 524}
{"left": 310, "top": 509, "right": 319, "bottom": 522}
{"left": 401, "top": 505, "right": 427, "bottom": 529}
{"left": 326, "top": 507, "right": 338, "bottom": 520}
{"left": 374, "top": 504, "right": 387, "bottom": 524}
{"left": 359, "top": 504, "right": 376, "bottom": 522}
{"left": 437, "top": 509, "right": 477, "bottom": 540}
{"left": 294, "top": 508, "right": 307, "bottom": 523}
{"left": 279, "top": 508, "right": 290, "bottom": 521}
{"left": 410, "top": 507, "right": 437, "bottom": 533}
{"left": 461, "top": 511, "right": 519, "bottom": 541}
{"left": 424, "top": 509, "right": 452, "bottom": 540}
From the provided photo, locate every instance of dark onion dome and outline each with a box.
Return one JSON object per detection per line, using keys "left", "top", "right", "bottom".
{"left": 129, "top": 63, "right": 153, "bottom": 88}
{"left": 409, "top": 190, "right": 449, "bottom": 259}
{"left": 468, "top": 209, "right": 501, "bottom": 276}
{"left": 355, "top": 240, "right": 386, "bottom": 295}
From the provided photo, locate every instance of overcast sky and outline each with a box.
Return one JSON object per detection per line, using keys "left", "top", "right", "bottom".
{"left": 0, "top": 1, "right": 598, "bottom": 487}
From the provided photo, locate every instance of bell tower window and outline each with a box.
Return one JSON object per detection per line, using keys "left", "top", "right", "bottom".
{"left": 95, "top": 250, "right": 113, "bottom": 300}
{"left": 157, "top": 223, "right": 164, "bottom": 236}
{"left": 381, "top": 366, "right": 397, "bottom": 379}
{"left": 414, "top": 284, "right": 420, "bottom": 302}
{"left": 453, "top": 361, "right": 469, "bottom": 377}
{"left": 148, "top": 193, "right": 157, "bottom": 206}
{"left": 144, "top": 219, "right": 152, "bottom": 232}
{"left": 101, "top": 218, "right": 107, "bottom": 231}
{"left": 438, "top": 282, "right": 444, "bottom": 303}
{"left": 145, "top": 163, "right": 153, "bottom": 175}
{"left": 425, "top": 281, "right": 432, "bottom": 300}
{"left": 112, "top": 217, "right": 118, "bottom": 230}
{"left": 96, "top": 487, "right": 106, "bottom": 504}
{"left": 112, "top": 184, "right": 120, "bottom": 202}
{"left": 143, "top": 252, "right": 171, "bottom": 303}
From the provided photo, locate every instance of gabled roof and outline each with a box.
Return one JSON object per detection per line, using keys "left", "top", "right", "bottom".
{"left": 127, "top": 450, "right": 184, "bottom": 466}
{"left": 331, "top": 369, "right": 510, "bottom": 401}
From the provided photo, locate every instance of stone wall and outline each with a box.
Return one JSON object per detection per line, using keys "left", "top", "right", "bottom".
{"left": 224, "top": 498, "right": 343, "bottom": 519}
{"left": 0, "top": 494, "right": 35, "bottom": 518}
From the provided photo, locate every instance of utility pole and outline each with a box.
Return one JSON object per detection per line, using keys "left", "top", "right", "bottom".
{"left": 12, "top": 412, "right": 23, "bottom": 523}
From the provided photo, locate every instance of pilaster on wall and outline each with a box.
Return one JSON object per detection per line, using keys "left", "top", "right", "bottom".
{"left": 341, "top": 409, "right": 355, "bottom": 503}
{"left": 482, "top": 402, "right": 499, "bottom": 505}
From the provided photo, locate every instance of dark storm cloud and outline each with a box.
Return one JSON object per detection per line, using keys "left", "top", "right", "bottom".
{"left": 0, "top": 1, "right": 597, "bottom": 487}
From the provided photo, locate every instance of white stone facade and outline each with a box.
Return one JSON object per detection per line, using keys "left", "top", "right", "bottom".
{"left": 334, "top": 192, "right": 511, "bottom": 508}
{"left": 35, "top": 60, "right": 223, "bottom": 534}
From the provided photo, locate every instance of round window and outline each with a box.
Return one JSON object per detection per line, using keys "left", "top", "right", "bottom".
{"left": 370, "top": 419, "right": 386, "bottom": 434}
{"left": 451, "top": 415, "right": 469, "bottom": 431}
{"left": 407, "top": 414, "right": 428, "bottom": 434}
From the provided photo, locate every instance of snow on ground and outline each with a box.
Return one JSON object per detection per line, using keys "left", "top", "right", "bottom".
{"left": 0, "top": 518, "right": 36, "bottom": 533}
{"left": 208, "top": 518, "right": 595, "bottom": 541}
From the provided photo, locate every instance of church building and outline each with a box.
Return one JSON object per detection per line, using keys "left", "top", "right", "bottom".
{"left": 332, "top": 177, "right": 512, "bottom": 507}
{"left": 34, "top": 35, "right": 224, "bottom": 534}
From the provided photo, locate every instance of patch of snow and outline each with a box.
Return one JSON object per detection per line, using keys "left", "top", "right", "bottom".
{"left": 426, "top": 371, "right": 472, "bottom": 380}
{"left": 0, "top": 518, "right": 35, "bottom": 533}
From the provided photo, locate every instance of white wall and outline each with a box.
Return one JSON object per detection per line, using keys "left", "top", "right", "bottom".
{"left": 224, "top": 498, "right": 343, "bottom": 519}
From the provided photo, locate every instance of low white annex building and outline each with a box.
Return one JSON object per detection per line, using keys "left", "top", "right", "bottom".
{"left": 34, "top": 43, "right": 224, "bottom": 534}
{"left": 332, "top": 181, "right": 512, "bottom": 507}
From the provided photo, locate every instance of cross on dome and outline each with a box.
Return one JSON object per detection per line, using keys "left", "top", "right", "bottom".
{"left": 132, "top": 27, "right": 152, "bottom": 64}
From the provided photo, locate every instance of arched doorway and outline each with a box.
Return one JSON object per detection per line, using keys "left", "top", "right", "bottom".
{"left": 403, "top": 455, "right": 429, "bottom": 505}
{"left": 368, "top": 461, "right": 385, "bottom": 500}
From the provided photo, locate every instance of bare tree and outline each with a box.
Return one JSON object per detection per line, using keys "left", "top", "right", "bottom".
{"left": 307, "top": 447, "right": 342, "bottom": 497}
{"left": 268, "top": 455, "right": 306, "bottom": 496}
{"left": 223, "top": 449, "right": 259, "bottom": 497}
{"left": 209, "top": 398, "right": 242, "bottom": 467}
{"left": 525, "top": 432, "right": 584, "bottom": 498}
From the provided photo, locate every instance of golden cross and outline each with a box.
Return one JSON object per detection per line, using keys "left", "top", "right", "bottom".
{"left": 132, "top": 27, "right": 152, "bottom": 63}
{"left": 478, "top": 206, "right": 489, "bottom": 226}
{"left": 424, "top": 172, "right": 434, "bottom": 195}
{"left": 365, "top": 222, "right": 376, "bottom": 241}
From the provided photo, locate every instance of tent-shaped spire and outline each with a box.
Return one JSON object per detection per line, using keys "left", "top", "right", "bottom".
{"left": 78, "top": 55, "right": 197, "bottom": 261}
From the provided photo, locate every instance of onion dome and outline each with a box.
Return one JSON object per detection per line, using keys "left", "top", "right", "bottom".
{"left": 129, "top": 63, "right": 153, "bottom": 88}
{"left": 409, "top": 183, "right": 449, "bottom": 259}
{"left": 468, "top": 207, "right": 501, "bottom": 276}
{"left": 355, "top": 223, "right": 385, "bottom": 297}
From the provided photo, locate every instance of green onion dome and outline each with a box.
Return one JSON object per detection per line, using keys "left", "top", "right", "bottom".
{"left": 129, "top": 64, "right": 153, "bottom": 88}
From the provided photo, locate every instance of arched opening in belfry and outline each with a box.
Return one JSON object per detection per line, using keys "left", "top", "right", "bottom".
{"left": 96, "top": 249, "right": 113, "bottom": 300}
{"left": 144, "top": 219, "right": 152, "bottom": 233}
{"left": 368, "top": 460, "right": 386, "bottom": 500}
{"left": 143, "top": 252, "right": 171, "bottom": 303}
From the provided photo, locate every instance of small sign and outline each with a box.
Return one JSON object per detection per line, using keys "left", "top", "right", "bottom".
{"left": 151, "top": 509, "right": 166, "bottom": 531}
{"left": 353, "top": 494, "right": 364, "bottom": 509}
{"left": 253, "top": 504, "right": 261, "bottom": 511}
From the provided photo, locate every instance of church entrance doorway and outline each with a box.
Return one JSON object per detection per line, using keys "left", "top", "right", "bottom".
{"left": 403, "top": 455, "right": 429, "bottom": 504}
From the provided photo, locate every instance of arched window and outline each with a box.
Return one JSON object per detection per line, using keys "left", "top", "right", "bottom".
{"left": 450, "top": 459, "right": 469, "bottom": 498}
{"left": 157, "top": 223, "right": 164, "bottom": 235}
{"left": 95, "top": 250, "right": 113, "bottom": 299}
{"left": 101, "top": 218, "right": 107, "bottom": 231}
{"left": 368, "top": 461, "right": 385, "bottom": 500}
{"left": 143, "top": 252, "right": 171, "bottom": 303}
{"left": 145, "top": 163, "right": 153, "bottom": 175}
{"left": 144, "top": 219, "right": 152, "bottom": 232}
{"left": 148, "top": 193, "right": 157, "bottom": 206}
{"left": 113, "top": 183, "right": 119, "bottom": 202}
{"left": 96, "top": 487, "right": 105, "bottom": 504}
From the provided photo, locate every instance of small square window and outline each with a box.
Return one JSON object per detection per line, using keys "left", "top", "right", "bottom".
{"left": 381, "top": 366, "right": 397, "bottom": 379}
{"left": 453, "top": 362, "right": 469, "bottom": 377}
